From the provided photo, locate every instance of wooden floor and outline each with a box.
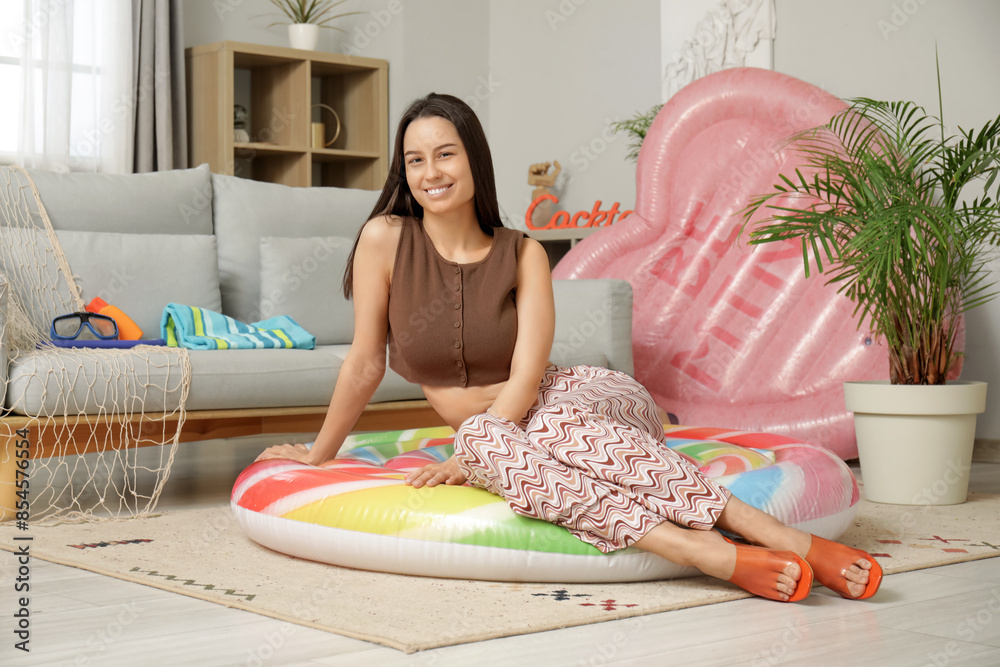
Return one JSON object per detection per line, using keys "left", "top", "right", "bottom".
{"left": 3, "top": 435, "right": 1000, "bottom": 666}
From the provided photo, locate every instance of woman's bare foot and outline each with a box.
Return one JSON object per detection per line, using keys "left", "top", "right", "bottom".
{"left": 830, "top": 557, "right": 873, "bottom": 598}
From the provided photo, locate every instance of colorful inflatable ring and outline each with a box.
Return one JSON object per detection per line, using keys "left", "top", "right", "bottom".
{"left": 231, "top": 426, "right": 859, "bottom": 583}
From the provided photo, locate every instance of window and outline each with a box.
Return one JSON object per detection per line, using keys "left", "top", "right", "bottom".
{"left": 0, "top": 3, "right": 25, "bottom": 158}
{"left": 0, "top": 0, "right": 131, "bottom": 172}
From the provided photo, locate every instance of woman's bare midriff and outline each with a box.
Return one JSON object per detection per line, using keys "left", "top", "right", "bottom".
{"left": 423, "top": 382, "right": 507, "bottom": 430}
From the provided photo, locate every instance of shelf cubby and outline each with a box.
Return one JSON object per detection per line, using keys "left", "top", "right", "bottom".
{"left": 186, "top": 41, "right": 388, "bottom": 189}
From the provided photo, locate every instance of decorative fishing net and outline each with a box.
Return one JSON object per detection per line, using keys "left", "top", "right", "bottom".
{"left": 0, "top": 165, "right": 190, "bottom": 522}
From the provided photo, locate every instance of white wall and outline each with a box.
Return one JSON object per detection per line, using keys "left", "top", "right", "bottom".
{"left": 774, "top": 0, "right": 1000, "bottom": 439}
{"left": 181, "top": 0, "right": 1000, "bottom": 438}
{"left": 487, "top": 0, "right": 661, "bottom": 228}
{"left": 399, "top": 2, "right": 491, "bottom": 132}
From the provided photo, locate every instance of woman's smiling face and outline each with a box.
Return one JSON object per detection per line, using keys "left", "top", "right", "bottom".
{"left": 403, "top": 116, "right": 476, "bottom": 219}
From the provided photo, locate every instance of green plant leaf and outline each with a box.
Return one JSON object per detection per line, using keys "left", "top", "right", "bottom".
{"left": 611, "top": 103, "right": 664, "bottom": 162}
{"left": 266, "top": 0, "right": 361, "bottom": 28}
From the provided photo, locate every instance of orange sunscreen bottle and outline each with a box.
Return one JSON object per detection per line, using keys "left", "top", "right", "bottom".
{"left": 85, "top": 297, "right": 144, "bottom": 340}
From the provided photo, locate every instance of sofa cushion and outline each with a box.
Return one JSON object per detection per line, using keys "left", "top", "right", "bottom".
{"left": 56, "top": 230, "right": 223, "bottom": 338}
{"left": 5, "top": 345, "right": 425, "bottom": 415}
{"left": 5, "top": 347, "right": 190, "bottom": 414}
{"left": 259, "top": 236, "right": 355, "bottom": 345}
{"left": 28, "top": 164, "right": 213, "bottom": 235}
{"left": 213, "top": 174, "right": 378, "bottom": 324}
{"left": 185, "top": 347, "right": 345, "bottom": 410}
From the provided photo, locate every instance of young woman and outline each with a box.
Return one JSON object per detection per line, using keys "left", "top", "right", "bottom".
{"left": 257, "top": 93, "right": 882, "bottom": 602}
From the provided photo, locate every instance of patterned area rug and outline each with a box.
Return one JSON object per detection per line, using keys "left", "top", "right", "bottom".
{"left": 2, "top": 493, "right": 999, "bottom": 653}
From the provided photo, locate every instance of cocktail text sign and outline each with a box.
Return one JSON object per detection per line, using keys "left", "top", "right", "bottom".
{"left": 525, "top": 193, "right": 633, "bottom": 231}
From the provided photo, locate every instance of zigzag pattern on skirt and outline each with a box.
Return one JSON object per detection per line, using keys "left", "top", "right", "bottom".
{"left": 454, "top": 365, "right": 732, "bottom": 553}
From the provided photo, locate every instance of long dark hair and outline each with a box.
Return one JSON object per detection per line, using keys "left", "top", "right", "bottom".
{"left": 342, "top": 93, "right": 503, "bottom": 298}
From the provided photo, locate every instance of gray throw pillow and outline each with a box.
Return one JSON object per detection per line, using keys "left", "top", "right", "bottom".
{"left": 258, "top": 236, "right": 355, "bottom": 345}
{"left": 56, "top": 230, "right": 223, "bottom": 338}
{"left": 29, "top": 164, "right": 213, "bottom": 235}
{"left": 212, "top": 174, "right": 377, "bottom": 325}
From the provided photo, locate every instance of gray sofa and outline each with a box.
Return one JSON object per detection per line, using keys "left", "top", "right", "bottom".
{"left": 1, "top": 165, "right": 634, "bottom": 418}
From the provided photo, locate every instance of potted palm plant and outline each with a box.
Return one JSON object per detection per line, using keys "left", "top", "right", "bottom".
{"left": 267, "top": 0, "right": 360, "bottom": 51}
{"left": 741, "top": 69, "right": 1000, "bottom": 505}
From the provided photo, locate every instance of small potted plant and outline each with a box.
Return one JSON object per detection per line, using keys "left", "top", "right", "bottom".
{"left": 611, "top": 103, "right": 664, "bottom": 162}
{"left": 267, "top": 0, "right": 361, "bottom": 51}
{"left": 741, "top": 66, "right": 1000, "bottom": 505}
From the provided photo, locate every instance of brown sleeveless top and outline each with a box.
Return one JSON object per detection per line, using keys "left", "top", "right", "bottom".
{"left": 387, "top": 219, "right": 524, "bottom": 387}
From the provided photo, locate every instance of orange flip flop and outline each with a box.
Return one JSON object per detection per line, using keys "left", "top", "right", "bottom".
{"left": 726, "top": 539, "right": 814, "bottom": 602}
{"left": 805, "top": 535, "right": 883, "bottom": 600}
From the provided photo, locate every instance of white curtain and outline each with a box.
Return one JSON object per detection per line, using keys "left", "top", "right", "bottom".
{"left": 3, "top": 0, "right": 135, "bottom": 173}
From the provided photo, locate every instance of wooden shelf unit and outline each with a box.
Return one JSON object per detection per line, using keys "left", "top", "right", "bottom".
{"left": 186, "top": 41, "right": 389, "bottom": 189}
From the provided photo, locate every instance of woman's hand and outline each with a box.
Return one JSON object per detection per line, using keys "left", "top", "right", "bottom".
{"left": 255, "top": 443, "right": 314, "bottom": 464}
{"left": 405, "top": 456, "right": 467, "bottom": 488}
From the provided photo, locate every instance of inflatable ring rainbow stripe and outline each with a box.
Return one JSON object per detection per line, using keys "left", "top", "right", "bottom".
{"left": 231, "top": 425, "right": 859, "bottom": 583}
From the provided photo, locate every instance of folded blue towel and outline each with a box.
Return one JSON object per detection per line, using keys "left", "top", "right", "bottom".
{"left": 161, "top": 304, "right": 315, "bottom": 350}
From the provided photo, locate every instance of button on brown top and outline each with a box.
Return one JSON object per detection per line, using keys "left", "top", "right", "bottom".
{"left": 387, "top": 218, "right": 523, "bottom": 387}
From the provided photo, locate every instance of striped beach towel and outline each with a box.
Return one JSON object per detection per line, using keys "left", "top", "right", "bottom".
{"left": 161, "top": 304, "right": 316, "bottom": 350}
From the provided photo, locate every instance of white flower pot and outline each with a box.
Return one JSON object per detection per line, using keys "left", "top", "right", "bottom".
{"left": 844, "top": 380, "right": 988, "bottom": 505}
{"left": 288, "top": 24, "right": 320, "bottom": 51}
